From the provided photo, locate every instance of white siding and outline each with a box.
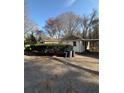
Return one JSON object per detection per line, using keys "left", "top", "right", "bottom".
{"left": 63, "top": 40, "right": 85, "bottom": 53}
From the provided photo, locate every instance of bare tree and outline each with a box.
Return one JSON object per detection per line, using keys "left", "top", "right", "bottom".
{"left": 54, "top": 18, "right": 63, "bottom": 38}
{"left": 44, "top": 18, "right": 63, "bottom": 39}
{"left": 56, "top": 12, "right": 81, "bottom": 36}
{"left": 80, "top": 9, "right": 98, "bottom": 39}
{"left": 44, "top": 10, "right": 99, "bottom": 39}
{"left": 44, "top": 12, "right": 81, "bottom": 38}
{"left": 80, "top": 15, "right": 89, "bottom": 38}
{"left": 44, "top": 18, "right": 57, "bottom": 38}
{"left": 24, "top": 0, "right": 38, "bottom": 36}
{"left": 24, "top": 17, "right": 38, "bottom": 35}
{"left": 24, "top": 0, "right": 40, "bottom": 45}
{"left": 91, "top": 18, "right": 99, "bottom": 39}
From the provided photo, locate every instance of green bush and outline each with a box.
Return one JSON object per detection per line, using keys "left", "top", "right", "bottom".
{"left": 24, "top": 44, "right": 73, "bottom": 56}
{"left": 24, "top": 46, "right": 32, "bottom": 51}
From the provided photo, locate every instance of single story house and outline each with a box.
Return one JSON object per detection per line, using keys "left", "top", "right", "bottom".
{"left": 43, "top": 39, "right": 60, "bottom": 44}
{"left": 61, "top": 35, "right": 99, "bottom": 53}
{"left": 41, "top": 35, "right": 99, "bottom": 53}
{"left": 41, "top": 38, "right": 60, "bottom": 44}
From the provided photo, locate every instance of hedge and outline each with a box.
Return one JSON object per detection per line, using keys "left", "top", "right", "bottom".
{"left": 24, "top": 44, "right": 73, "bottom": 56}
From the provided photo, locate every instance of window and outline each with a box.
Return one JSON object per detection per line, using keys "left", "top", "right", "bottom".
{"left": 73, "top": 41, "right": 76, "bottom": 46}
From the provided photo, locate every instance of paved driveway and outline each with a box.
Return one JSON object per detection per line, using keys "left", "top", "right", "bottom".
{"left": 24, "top": 55, "right": 99, "bottom": 93}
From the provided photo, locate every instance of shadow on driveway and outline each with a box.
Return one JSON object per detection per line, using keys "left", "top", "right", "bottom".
{"left": 24, "top": 60, "right": 99, "bottom": 93}
{"left": 51, "top": 57, "right": 99, "bottom": 75}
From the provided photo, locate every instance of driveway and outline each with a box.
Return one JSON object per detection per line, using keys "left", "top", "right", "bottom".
{"left": 24, "top": 55, "right": 99, "bottom": 93}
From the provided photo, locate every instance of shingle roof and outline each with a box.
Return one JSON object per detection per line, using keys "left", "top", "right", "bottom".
{"left": 43, "top": 37, "right": 60, "bottom": 42}
{"left": 61, "top": 34, "right": 83, "bottom": 41}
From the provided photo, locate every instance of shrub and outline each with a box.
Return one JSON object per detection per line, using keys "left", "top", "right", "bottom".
{"left": 24, "top": 44, "right": 73, "bottom": 56}
{"left": 24, "top": 45, "right": 32, "bottom": 51}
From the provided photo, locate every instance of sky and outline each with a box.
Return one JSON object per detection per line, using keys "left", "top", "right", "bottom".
{"left": 26, "top": 0, "right": 99, "bottom": 29}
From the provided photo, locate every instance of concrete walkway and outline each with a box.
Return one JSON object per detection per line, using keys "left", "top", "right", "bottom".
{"left": 52, "top": 54, "right": 99, "bottom": 72}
